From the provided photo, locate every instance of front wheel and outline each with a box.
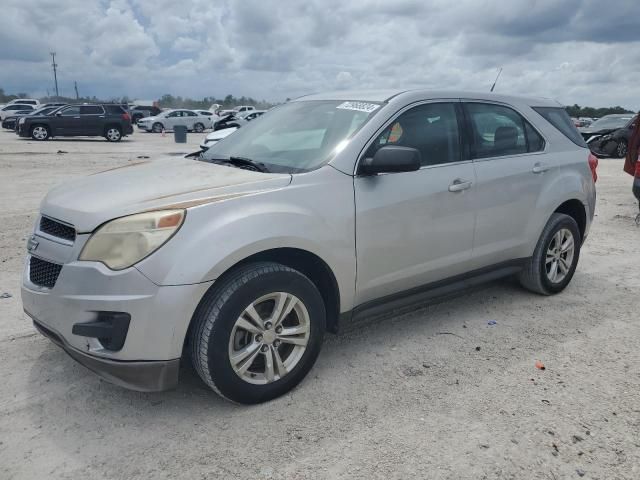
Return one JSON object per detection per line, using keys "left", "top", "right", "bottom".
{"left": 193, "top": 122, "right": 205, "bottom": 133}
{"left": 519, "top": 213, "right": 581, "bottom": 295}
{"left": 190, "top": 262, "right": 326, "bottom": 404}
{"left": 31, "top": 125, "right": 50, "bottom": 141}
{"left": 615, "top": 139, "right": 627, "bottom": 158}
{"left": 152, "top": 122, "right": 164, "bottom": 133}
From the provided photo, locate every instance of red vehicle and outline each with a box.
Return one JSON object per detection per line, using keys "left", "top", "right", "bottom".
{"left": 625, "top": 119, "right": 640, "bottom": 223}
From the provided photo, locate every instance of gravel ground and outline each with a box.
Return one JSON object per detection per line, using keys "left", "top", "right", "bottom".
{"left": 0, "top": 129, "right": 639, "bottom": 480}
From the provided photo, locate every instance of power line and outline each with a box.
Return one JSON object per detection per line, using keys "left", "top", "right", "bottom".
{"left": 50, "top": 52, "right": 59, "bottom": 98}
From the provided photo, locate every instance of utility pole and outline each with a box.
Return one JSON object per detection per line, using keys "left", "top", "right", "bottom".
{"left": 50, "top": 52, "right": 59, "bottom": 98}
{"left": 74, "top": 81, "right": 79, "bottom": 100}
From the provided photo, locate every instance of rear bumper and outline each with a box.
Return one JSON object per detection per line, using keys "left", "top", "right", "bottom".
{"left": 29, "top": 314, "right": 179, "bottom": 392}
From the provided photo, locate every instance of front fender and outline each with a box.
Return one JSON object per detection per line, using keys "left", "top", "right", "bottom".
{"left": 135, "top": 166, "right": 357, "bottom": 311}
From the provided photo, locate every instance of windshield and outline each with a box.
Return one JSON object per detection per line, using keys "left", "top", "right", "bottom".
{"left": 590, "top": 116, "right": 634, "bottom": 129}
{"left": 200, "top": 100, "right": 381, "bottom": 173}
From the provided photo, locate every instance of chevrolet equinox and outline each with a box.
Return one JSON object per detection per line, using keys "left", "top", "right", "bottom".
{"left": 21, "top": 90, "right": 597, "bottom": 404}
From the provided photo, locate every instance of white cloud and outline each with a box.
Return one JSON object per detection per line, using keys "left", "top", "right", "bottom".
{"left": 0, "top": 0, "right": 638, "bottom": 109}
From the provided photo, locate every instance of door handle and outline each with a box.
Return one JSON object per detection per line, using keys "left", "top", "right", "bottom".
{"left": 532, "top": 163, "right": 549, "bottom": 174}
{"left": 448, "top": 179, "right": 473, "bottom": 192}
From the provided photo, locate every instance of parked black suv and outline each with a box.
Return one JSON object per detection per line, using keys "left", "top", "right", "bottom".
{"left": 18, "top": 104, "right": 134, "bottom": 142}
{"left": 581, "top": 114, "right": 637, "bottom": 158}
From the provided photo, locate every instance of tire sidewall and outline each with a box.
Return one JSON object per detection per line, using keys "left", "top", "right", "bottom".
{"left": 194, "top": 122, "right": 204, "bottom": 133}
{"left": 200, "top": 268, "right": 325, "bottom": 404}
{"left": 538, "top": 215, "right": 581, "bottom": 294}
{"left": 152, "top": 122, "right": 163, "bottom": 133}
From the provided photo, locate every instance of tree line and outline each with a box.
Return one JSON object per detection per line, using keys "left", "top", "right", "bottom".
{"left": 0, "top": 87, "right": 635, "bottom": 116}
{"left": 565, "top": 104, "right": 635, "bottom": 118}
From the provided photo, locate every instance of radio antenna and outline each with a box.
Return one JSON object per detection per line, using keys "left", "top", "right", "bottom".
{"left": 490, "top": 68, "right": 503, "bottom": 92}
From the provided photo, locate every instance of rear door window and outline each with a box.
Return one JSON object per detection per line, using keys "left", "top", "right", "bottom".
{"left": 80, "top": 106, "right": 104, "bottom": 115}
{"left": 533, "top": 107, "right": 587, "bottom": 147}
{"left": 465, "top": 103, "right": 545, "bottom": 158}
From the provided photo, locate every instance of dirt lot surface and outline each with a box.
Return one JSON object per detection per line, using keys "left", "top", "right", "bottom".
{"left": 1, "top": 129, "right": 639, "bottom": 480}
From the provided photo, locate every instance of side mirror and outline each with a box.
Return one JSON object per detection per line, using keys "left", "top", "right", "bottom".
{"left": 359, "top": 145, "right": 421, "bottom": 175}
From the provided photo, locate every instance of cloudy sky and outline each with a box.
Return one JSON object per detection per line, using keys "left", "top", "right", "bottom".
{"left": 1, "top": 0, "right": 639, "bottom": 108}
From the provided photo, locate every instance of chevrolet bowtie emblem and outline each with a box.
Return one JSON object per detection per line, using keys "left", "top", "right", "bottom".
{"left": 27, "top": 236, "right": 39, "bottom": 252}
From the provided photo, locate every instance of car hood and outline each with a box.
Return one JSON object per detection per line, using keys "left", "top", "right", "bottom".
{"left": 205, "top": 127, "right": 238, "bottom": 141}
{"left": 579, "top": 127, "right": 618, "bottom": 136}
{"left": 40, "top": 156, "right": 292, "bottom": 233}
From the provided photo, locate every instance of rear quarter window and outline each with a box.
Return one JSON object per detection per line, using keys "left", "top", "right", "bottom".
{"left": 104, "top": 105, "right": 126, "bottom": 114}
{"left": 533, "top": 107, "right": 587, "bottom": 147}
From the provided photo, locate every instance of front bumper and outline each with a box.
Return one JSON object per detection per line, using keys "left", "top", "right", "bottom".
{"left": 29, "top": 314, "right": 179, "bottom": 392}
{"left": 20, "top": 225, "right": 213, "bottom": 391}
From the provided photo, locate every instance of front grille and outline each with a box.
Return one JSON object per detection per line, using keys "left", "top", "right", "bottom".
{"left": 40, "top": 216, "right": 76, "bottom": 242}
{"left": 29, "top": 257, "right": 63, "bottom": 288}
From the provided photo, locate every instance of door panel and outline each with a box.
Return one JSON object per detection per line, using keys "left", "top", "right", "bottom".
{"left": 463, "top": 102, "right": 547, "bottom": 267}
{"left": 354, "top": 101, "right": 477, "bottom": 305}
{"left": 79, "top": 106, "right": 104, "bottom": 135}
{"left": 355, "top": 164, "right": 477, "bottom": 304}
{"left": 54, "top": 106, "right": 81, "bottom": 135}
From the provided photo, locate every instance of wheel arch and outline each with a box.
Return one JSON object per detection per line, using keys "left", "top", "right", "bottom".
{"left": 182, "top": 247, "right": 341, "bottom": 356}
{"left": 553, "top": 199, "right": 587, "bottom": 241}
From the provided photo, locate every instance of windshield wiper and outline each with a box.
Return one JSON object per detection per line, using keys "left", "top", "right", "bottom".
{"left": 216, "top": 156, "right": 270, "bottom": 173}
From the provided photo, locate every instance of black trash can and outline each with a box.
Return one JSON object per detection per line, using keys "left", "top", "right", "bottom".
{"left": 174, "top": 125, "right": 187, "bottom": 143}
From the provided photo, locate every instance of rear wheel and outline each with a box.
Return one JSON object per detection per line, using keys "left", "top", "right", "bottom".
{"left": 105, "top": 126, "right": 122, "bottom": 142}
{"left": 31, "top": 125, "right": 50, "bottom": 141}
{"left": 152, "top": 122, "right": 164, "bottom": 133}
{"left": 190, "top": 262, "right": 326, "bottom": 404}
{"left": 193, "top": 122, "right": 205, "bottom": 133}
{"left": 519, "top": 213, "right": 581, "bottom": 295}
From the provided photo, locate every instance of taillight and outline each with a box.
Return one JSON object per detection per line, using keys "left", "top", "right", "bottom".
{"left": 635, "top": 159, "right": 640, "bottom": 177}
{"left": 122, "top": 112, "right": 131, "bottom": 122}
{"left": 588, "top": 153, "right": 598, "bottom": 183}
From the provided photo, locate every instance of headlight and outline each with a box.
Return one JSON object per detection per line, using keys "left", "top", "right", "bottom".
{"left": 79, "top": 210, "right": 185, "bottom": 270}
{"left": 600, "top": 134, "right": 613, "bottom": 141}
{"left": 19, "top": 117, "right": 26, "bottom": 124}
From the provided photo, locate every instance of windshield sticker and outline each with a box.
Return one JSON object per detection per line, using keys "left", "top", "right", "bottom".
{"left": 336, "top": 101, "right": 380, "bottom": 113}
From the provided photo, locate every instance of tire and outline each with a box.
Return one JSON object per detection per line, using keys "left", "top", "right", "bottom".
{"left": 132, "top": 115, "right": 143, "bottom": 125}
{"left": 190, "top": 262, "right": 326, "bottom": 404}
{"left": 615, "top": 139, "right": 627, "bottom": 159}
{"left": 152, "top": 122, "right": 164, "bottom": 133}
{"left": 193, "top": 122, "right": 205, "bottom": 133}
{"left": 519, "top": 213, "right": 581, "bottom": 295}
{"left": 105, "top": 126, "right": 122, "bottom": 142}
{"left": 30, "top": 125, "right": 50, "bottom": 141}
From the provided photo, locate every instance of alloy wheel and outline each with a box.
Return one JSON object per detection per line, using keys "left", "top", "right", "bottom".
{"left": 545, "top": 228, "right": 575, "bottom": 283}
{"left": 106, "top": 128, "right": 121, "bottom": 141}
{"left": 32, "top": 126, "right": 48, "bottom": 140}
{"left": 228, "top": 292, "right": 310, "bottom": 385}
{"left": 616, "top": 141, "right": 627, "bottom": 158}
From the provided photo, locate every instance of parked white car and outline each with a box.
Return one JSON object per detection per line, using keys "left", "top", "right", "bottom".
{"left": 137, "top": 109, "right": 214, "bottom": 133}
{"left": 7, "top": 98, "right": 40, "bottom": 107}
{"left": 0, "top": 103, "right": 36, "bottom": 120}
{"left": 199, "top": 126, "right": 238, "bottom": 150}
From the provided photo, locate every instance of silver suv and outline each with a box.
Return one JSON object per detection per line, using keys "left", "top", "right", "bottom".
{"left": 21, "top": 90, "right": 597, "bottom": 404}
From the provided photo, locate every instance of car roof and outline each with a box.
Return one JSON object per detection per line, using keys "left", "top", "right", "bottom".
{"left": 294, "top": 89, "right": 561, "bottom": 107}
{"left": 601, "top": 114, "right": 635, "bottom": 118}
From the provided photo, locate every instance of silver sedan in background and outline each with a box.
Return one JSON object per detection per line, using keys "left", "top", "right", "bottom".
{"left": 137, "top": 109, "right": 215, "bottom": 133}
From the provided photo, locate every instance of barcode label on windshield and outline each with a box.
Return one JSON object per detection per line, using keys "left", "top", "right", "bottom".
{"left": 336, "top": 102, "right": 380, "bottom": 113}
